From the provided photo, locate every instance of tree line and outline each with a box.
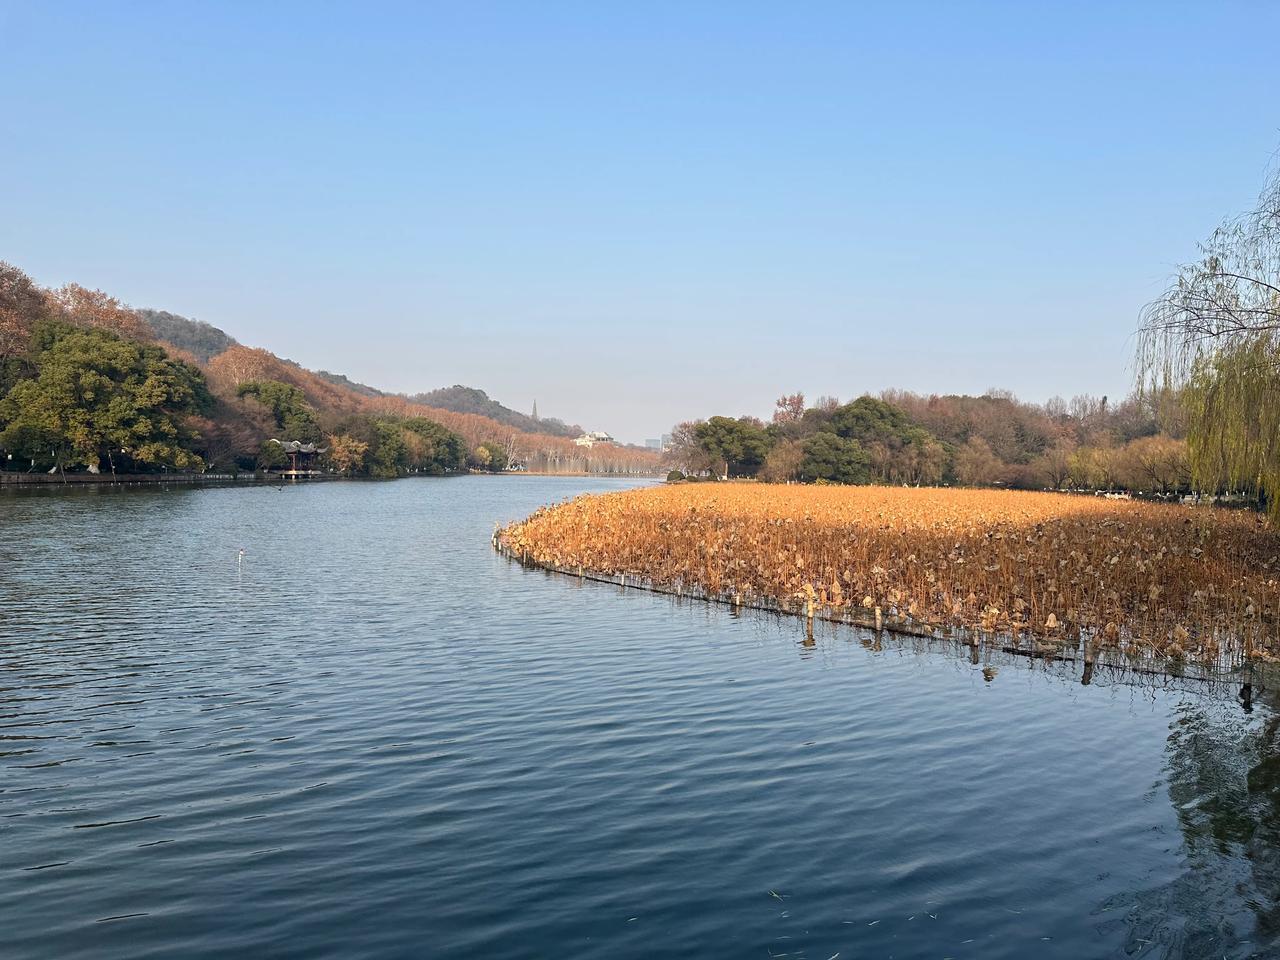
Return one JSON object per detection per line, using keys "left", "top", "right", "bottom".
{"left": 670, "top": 148, "right": 1280, "bottom": 515}
{"left": 668, "top": 388, "right": 1195, "bottom": 497}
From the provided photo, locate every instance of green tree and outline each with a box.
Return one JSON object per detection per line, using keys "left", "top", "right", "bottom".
{"left": 759, "top": 438, "right": 804, "bottom": 482}
{"left": 825, "top": 396, "right": 916, "bottom": 445}
{"left": 816, "top": 397, "right": 945, "bottom": 484}
{"left": 470, "top": 443, "right": 505, "bottom": 471}
{"left": 257, "top": 439, "right": 288, "bottom": 471}
{"left": 799, "top": 433, "right": 870, "bottom": 483}
{"left": 0, "top": 321, "right": 209, "bottom": 472}
{"left": 236, "top": 380, "right": 321, "bottom": 441}
{"left": 403, "top": 416, "right": 467, "bottom": 472}
{"left": 370, "top": 419, "right": 408, "bottom": 477}
{"left": 694, "top": 416, "right": 771, "bottom": 477}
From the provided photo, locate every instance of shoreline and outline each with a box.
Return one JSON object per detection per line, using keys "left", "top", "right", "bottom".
{"left": 0, "top": 470, "right": 661, "bottom": 488}
{"left": 494, "top": 484, "right": 1280, "bottom": 677}
{"left": 490, "top": 533, "right": 1267, "bottom": 699}
{"left": 0, "top": 472, "right": 275, "bottom": 487}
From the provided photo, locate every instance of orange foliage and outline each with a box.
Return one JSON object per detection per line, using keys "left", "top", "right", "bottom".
{"left": 203, "top": 346, "right": 662, "bottom": 474}
{"left": 48, "top": 283, "right": 148, "bottom": 340}
{"left": 0, "top": 262, "right": 49, "bottom": 358}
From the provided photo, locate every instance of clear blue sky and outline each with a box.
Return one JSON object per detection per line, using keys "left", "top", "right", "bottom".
{"left": 2, "top": 2, "right": 1277, "bottom": 442}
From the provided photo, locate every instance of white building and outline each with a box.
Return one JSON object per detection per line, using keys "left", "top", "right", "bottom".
{"left": 573, "top": 431, "right": 615, "bottom": 448}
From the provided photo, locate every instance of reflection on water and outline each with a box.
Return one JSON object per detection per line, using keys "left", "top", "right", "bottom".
{"left": 0, "top": 476, "right": 1278, "bottom": 959}
{"left": 1120, "top": 698, "right": 1280, "bottom": 959}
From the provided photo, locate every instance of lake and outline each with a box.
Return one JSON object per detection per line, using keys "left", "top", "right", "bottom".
{"left": 1, "top": 475, "right": 1277, "bottom": 959}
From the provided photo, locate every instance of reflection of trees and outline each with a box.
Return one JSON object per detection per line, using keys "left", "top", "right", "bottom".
{"left": 1154, "top": 697, "right": 1280, "bottom": 957}
{"left": 793, "top": 619, "right": 1280, "bottom": 955}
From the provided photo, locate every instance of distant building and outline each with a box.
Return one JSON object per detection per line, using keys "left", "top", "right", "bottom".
{"left": 645, "top": 438, "right": 662, "bottom": 450}
{"left": 573, "top": 431, "right": 615, "bottom": 448}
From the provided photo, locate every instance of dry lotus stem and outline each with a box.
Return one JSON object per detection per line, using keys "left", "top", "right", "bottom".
{"left": 498, "top": 485, "right": 1280, "bottom": 668}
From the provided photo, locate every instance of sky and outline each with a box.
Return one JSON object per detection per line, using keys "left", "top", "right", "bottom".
{"left": 2, "top": 2, "right": 1278, "bottom": 443}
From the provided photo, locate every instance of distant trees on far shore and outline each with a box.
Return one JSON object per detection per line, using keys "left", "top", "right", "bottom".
{"left": 668, "top": 388, "right": 1197, "bottom": 499}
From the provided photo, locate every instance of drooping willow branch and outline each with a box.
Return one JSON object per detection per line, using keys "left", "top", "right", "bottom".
{"left": 1137, "top": 159, "right": 1280, "bottom": 517}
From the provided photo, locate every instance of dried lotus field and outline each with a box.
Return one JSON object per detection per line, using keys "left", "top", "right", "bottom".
{"left": 497, "top": 484, "right": 1280, "bottom": 671}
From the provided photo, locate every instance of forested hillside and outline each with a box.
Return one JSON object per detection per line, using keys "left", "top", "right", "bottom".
{"left": 0, "top": 263, "right": 661, "bottom": 478}
{"left": 137, "top": 309, "right": 238, "bottom": 363}
{"left": 413, "top": 385, "right": 581, "bottom": 438}
{"left": 131, "top": 310, "right": 587, "bottom": 439}
{"left": 313, "top": 369, "right": 385, "bottom": 398}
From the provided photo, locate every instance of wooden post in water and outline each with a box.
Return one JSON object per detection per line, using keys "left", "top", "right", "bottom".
{"left": 874, "top": 606, "right": 882, "bottom": 631}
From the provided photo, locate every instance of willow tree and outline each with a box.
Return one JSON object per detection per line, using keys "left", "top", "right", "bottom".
{"left": 1138, "top": 160, "right": 1280, "bottom": 519}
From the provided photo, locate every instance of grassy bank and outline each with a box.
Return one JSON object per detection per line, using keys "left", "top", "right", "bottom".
{"left": 497, "top": 484, "right": 1280, "bottom": 669}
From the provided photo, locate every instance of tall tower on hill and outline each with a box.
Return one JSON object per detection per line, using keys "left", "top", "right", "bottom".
{"left": 531, "top": 400, "right": 538, "bottom": 421}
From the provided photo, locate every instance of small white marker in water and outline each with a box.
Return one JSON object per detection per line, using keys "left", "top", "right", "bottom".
{"left": 237, "top": 548, "right": 246, "bottom": 567}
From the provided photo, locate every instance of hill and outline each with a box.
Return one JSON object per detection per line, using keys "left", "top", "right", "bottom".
{"left": 411, "top": 385, "right": 581, "bottom": 438}
{"left": 137, "top": 308, "right": 238, "bottom": 363}
{"left": 0, "top": 262, "right": 663, "bottom": 478}
{"left": 136, "top": 311, "right": 587, "bottom": 437}
{"left": 314, "top": 369, "right": 386, "bottom": 399}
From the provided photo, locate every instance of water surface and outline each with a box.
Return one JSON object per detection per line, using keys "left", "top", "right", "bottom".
{"left": 1, "top": 476, "right": 1277, "bottom": 959}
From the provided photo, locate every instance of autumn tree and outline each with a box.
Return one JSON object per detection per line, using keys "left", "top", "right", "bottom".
{"left": 953, "top": 437, "right": 1004, "bottom": 486}
{"left": 188, "top": 413, "right": 257, "bottom": 473}
{"left": 759, "top": 438, "right": 803, "bottom": 482}
{"left": 470, "top": 444, "right": 505, "bottom": 471}
{"left": 0, "top": 262, "right": 47, "bottom": 367}
{"left": 1034, "top": 440, "right": 1076, "bottom": 490}
{"left": 1124, "top": 435, "right": 1190, "bottom": 494}
{"left": 772, "top": 392, "right": 806, "bottom": 424}
{"left": 48, "top": 284, "right": 147, "bottom": 340}
{"left": 207, "top": 345, "right": 276, "bottom": 390}
{"left": 327, "top": 434, "right": 369, "bottom": 475}
{"left": 667, "top": 419, "right": 716, "bottom": 475}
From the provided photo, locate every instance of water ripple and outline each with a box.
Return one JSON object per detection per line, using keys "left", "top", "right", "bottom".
{"left": 1, "top": 476, "right": 1277, "bottom": 959}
